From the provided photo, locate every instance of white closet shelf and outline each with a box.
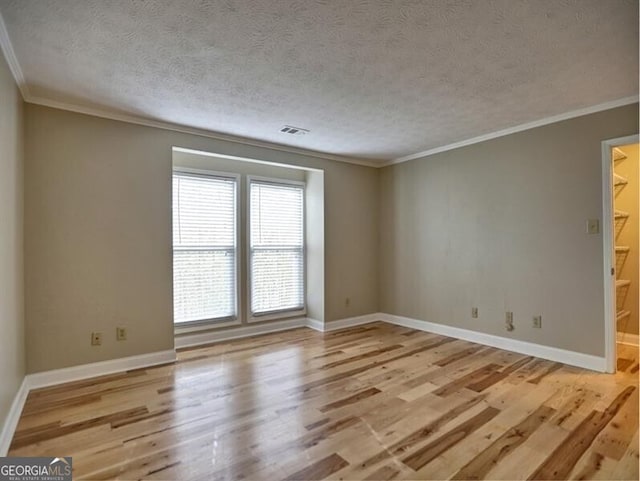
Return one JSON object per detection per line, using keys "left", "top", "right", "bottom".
{"left": 617, "top": 310, "right": 631, "bottom": 321}
{"left": 616, "top": 279, "right": 631, "bottom": 288}
{"left": 613, "top": 147, "right": 628, "bottom": 161}
{"left": 615, "top": 246, "right": 630, "bottom": 253}
{"left": 614, "top": 173, "right": 629, "bottom": 186}
{"left": 615, "top": 210, "right": 630, "bottom": 219}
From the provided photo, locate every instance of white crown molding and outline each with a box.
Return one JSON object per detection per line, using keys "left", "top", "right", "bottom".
{"left": 379, "top": 313, "right": 607, "bottom": 372}
{"left": 26, "top": 349, "right": 177, "bottom": 390}
{"left": 23, "top": 92, "right": 639, "bottom": 170}
{"left": 617, "top": 331, "right": 639, "bottom": 346}
{"left": 0, "top": 9, "right": 377, "bottom": 169}
{"left": 0, "top": 14, "right": 378, "bottom": 169}
{"left": 385, "top": 96, "right": 640, "bottom": 166}
{"left": 1, "top": 5, "right": 636, "bottom": 170}
{"left": 24, "top": 95, "right": 380, "bottom": 168}
{"left": 0, "top": 377, "right": 29, "bottom": 456}
{"left": 0, "top": 9, "right": 29, "bottom": 99}
{"left": 3, "top": 5, "right": 635, "bottom": 172}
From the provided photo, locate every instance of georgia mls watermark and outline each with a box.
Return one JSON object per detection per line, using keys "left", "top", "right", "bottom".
{"left": 0, "top": 457, "right": 72, "bottom": 481}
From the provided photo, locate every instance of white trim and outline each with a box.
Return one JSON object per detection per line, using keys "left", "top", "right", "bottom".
{"left": 306, "top": 317, "right": 325, "bottom": 332}
{"left": 26, "top": 350, "right": 177, "bottom": 390}
{"left": 246, "top": 174, "right": 306, "bottom": 188}
{"left": 246, "top": 176, "right": 307, "bottom": 323}
{"left": 0, "top": 378, "right": 29, "bottom": 456}
{"left": 0, "top": 10, "right": 29, "bottom": 99}
{"left": 175, "top": 317, "right": 308, "bottom": 349}
{"left": 0, "top": 310, "right": 621, "bottom": 454}
{"left": 24, "top": 94, "right": 639, "bottom": 169}
{"left": 0, "top": 350, "right": 176, "bottom": 454}
{"left": 174, "top": 318, "right": 241, "bottom": 334}
{"left": 172, "top": 168, "right": 242, "bottom": 327}
{"left": 386, "top": 97, "right": 639, "bottom": 165}
{"left": 309, "top": 313, "right": 382, "bottom": 332}
{"left": 173, "top": 146, "right": 324, "bottom": 173}
{"left": 602, "top": 134, "right": 640, "bottom": 373}
{"left": 379, "top": 313, "right": 607, "bottom": 372}
{"left": 1, "top": 7, "right": 635, "bottom": 171}
{"left": 602, "top": 139, "right": 616, "bottom": 373}
{"left": 25, "top": 95, "right": 378, "bottom": 168}
{"left": 617, "top": 331, "right": 640, "bottom": 346}
{"left": 175, "top": 313, "right": 382, "bottom": 347}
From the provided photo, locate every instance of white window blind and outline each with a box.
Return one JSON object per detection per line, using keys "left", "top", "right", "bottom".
{"left": 250, "top": 180, "right": 305, "bottom": 315}
{"left": 173, "top": 172, "right": 237, "bottom": 324}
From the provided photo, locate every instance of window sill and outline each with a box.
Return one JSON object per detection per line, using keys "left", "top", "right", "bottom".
{"left": 174, "top": 318, "right": 241, "bottom": 334}
{"left": 247, "top": 309, "right": 307, "bottom": 324}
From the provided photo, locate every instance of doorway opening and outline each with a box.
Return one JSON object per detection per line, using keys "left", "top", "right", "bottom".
{"left": 603, "top": 135, "right": 639, "bottom": 373}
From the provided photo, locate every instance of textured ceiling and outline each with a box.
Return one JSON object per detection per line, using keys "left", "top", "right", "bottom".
{"left": 0, "top": 0, "right": 637, "bottom": 163}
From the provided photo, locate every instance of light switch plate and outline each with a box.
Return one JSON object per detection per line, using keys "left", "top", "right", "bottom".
{"left": 533, "top": 316, "right": 542, "bottom": 329}
{"left": 587, "top": 219, "right": 599, "bottom": 235}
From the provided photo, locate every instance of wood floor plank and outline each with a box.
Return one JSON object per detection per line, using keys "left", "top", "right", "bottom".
{"left": 10, "top": 406, "right": 149, "bottom": 449}
{"left": 356, "top": 394, "right": 488, "bottom": 473}
{"left": 7, "top": 323, "right": 638, "bottom": 481}
{"left": 591, "top": 386, "right": 639, "bottom": 460}
{"left": 451, "top": 405, "right": 555, "bottom": 480}
{"left": 318, "top": 387, "right": 382, "bottom": 412}
{"left": 402, "top": 406, "right": 501, "bottom": 470}
{"left": 528, "top": 386, "right": 636, "bottom": 480}
{"left": 609, "top": 430, "right": 640, "bottom": 481}
{"left": 432, "top": 363, "right": 501, "bottom": 396}
{"left": 282, "top": 453, "right": 349, "bottom": 480}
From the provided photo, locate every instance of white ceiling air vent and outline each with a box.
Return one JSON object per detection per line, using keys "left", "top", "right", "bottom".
{"left": 280, "top": 125, "right": 310, "bottom": 136}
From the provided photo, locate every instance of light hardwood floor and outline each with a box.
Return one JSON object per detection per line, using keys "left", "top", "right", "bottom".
{"left": 9, "top": 322, "right": 639, "bottom": 480}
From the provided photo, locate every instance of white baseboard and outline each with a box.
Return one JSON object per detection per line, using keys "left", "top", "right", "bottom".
{"left": 27, "top": 350, "right": 177, "bottom": 390}
{"left": 175, "top": 317, "right": 308, "bottom": 349}
{"left": 617, "top": 331, "right": 640, "bottom": 346}
{"left": 0, "top": 349, "right": 176, "bottom": 456}
{"left": 379, "top": 313, "right": 607, "bottom": 372}
{"left": 0, "top": 311, "right": 614, "bottom": 454}
{"left": 176, "top": 313, "right": 384, "bottom": 347}
{"left": 312, "top": 313, "right": 383, "bottom": 332}
{"left": 0, "top": 377, "right": 29, "bottom": 456}
{"left": 306, "top": 317, "right": 324, "bottom": 332}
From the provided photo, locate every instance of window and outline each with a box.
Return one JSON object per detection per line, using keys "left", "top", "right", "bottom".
{"left": 250, "top": 179, "right": 305, "bottom": 316}
{"left": 172, "top": 171, "right": 237, "bottom": 324}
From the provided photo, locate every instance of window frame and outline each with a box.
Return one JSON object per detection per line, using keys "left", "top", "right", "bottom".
{"left": 247, "top": 175, "right": 307, "bottom": 323}
{"left": 172, "top": 167, "right": 242, "bottom": 333}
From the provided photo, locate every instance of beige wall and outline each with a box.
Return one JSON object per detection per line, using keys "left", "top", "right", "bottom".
{"left": 0, "top": 52, "right": 25, "bottom": 431}
{"left": 305, "top": 170, "right": 325, "bottom": 322}
{"left": 614, "top": 143, "right": 639, "bottom": 337}
{"left": 21, "top": 93, "right": 636, "bottom": 372}
{"left": 24, "top": 105, "right": 379, "bottom": 372}
{"left": 380, "top": 104, "right": 639, "bottom": 357}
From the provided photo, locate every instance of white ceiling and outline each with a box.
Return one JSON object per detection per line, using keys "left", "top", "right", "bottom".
{"left": 0, "top": 0, "right": 637, "bottom": 165}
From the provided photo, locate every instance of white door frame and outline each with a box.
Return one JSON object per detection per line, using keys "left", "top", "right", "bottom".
{"left": 602, "top": 134, "right": 639, "bottom": 373}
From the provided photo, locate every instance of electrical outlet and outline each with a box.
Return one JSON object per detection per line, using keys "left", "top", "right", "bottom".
{"left": 91, "top": 332, "right": 102, "bottom": 346}
{"left": 533, "top": 316, "right": 542, "bottom": 329}
{"left": 471, "top": 307, "right": 478, "bottom": 318}
{"left": 116, "top": 327, "right": 127, "bottom": 341}
{"left": 586, "top": 219, "right": 599, "bottom": 235}
{"left": 505, "top": 312, "right": 514, "bottom": 331}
